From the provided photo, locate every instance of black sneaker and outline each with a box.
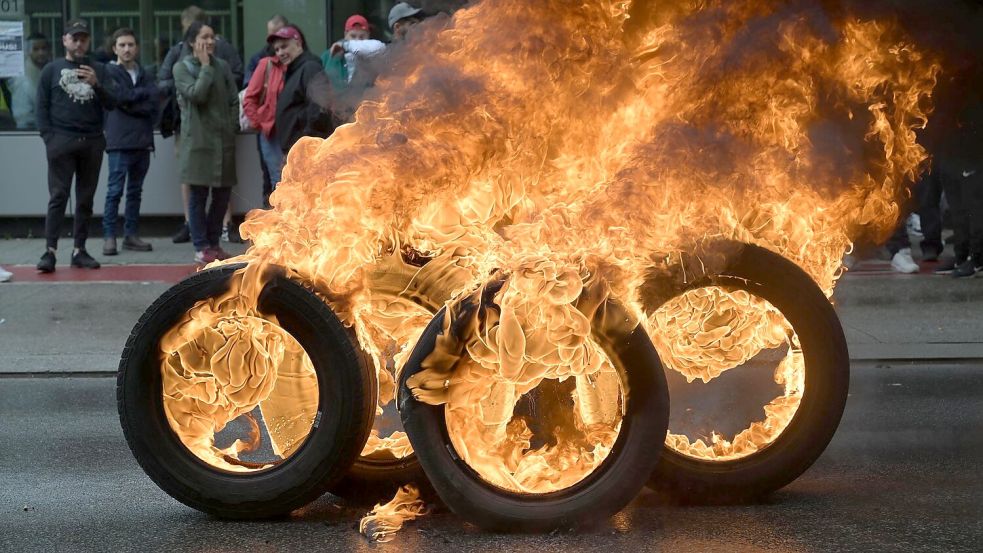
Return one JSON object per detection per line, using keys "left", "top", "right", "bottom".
{"left": 951, "top": 258, "right": 978, "bottom": 279}
{"left": 71, "top": 249, "right": 101, "bottom": 269}
{"left": 934, "top": 257, "right": 964, "bottom": 275}
{"left": 37, "top": 251, "right": 56, "bottom": 273}
{"left": 222, "top": 222, "right": 244, "bottom": 244}
{"left": 172, "top": 223, "right": 191, "bottom": 244}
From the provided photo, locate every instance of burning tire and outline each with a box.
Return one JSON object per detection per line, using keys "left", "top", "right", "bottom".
{"left": 643, "top": 243, "right": 849, "bottom": 503}
{"left": 117, "top": 264, "right": 376, "bottom": 518}
{"left": 398, "top": 283, "right": 670, "bottom": 532}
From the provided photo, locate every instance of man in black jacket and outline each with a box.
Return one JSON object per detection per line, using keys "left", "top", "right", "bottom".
{"left": 36, "top": 19, "right": 117, "bottom": 273}
{"left": 268, "top": 25, "right": 335, "bottom": 155}
{"left": 102, "top": 28, "right": 157, "bottom": 256}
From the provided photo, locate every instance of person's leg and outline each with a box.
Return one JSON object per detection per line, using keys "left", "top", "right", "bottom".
{"left": 43, "top": 135, "right": 77, "bottom": 252}
{"left": 963, "top": 170, "right": 983, "bottom": 265}
{"left": 123, "top": 150, "right": 151, "bottom": 239}
{"left": 256, "top": 134, "right": 272, "bottom": 208}
{"left": 73, "top": 136, "right": 105, "bottom": 252}
{"left": 885, "top": 219, "right": 912, "bottom": 256}
{"left": 259, "top": 133, "right": 284, "bottom": 191}
{"left": 917, "top": 163, "right": 943, "bottom": 257}
{"left": 940, "top": 166, "right": 968, "bottom": 261}
{"left": 207, "top": 187, "right": 233, "bottom": 249}
{"left": 187, "top": 185, "right": 210, "bottom": 254}
{"left": 102, "top": 151, "right": 126, "bottom": 242}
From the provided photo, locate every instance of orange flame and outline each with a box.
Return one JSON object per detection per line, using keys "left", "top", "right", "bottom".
{"left": 160, "top": 0, "right": 938, "bottom": 521}
{"left": 359, "top": 485, "right": 428, "bottom": 542}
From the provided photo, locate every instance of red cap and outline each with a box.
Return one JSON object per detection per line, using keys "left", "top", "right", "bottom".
{"left": 345, "top": 15, "right": 369, "bottom": 32}
{"left": 266, "top": 25, "right": 301, "bottom": 44}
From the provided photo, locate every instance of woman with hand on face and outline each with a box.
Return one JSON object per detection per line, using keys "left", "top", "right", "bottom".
{"left": 172, "top": 21, "right": 239, "bottom": 264}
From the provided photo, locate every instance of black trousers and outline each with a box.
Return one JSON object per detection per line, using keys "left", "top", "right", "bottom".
{"left": 939, "top": 160, "right": 983, "bottom": 261}
{"left": 43, "top": 133, "right": 106, "bottom": 250}
{"left": 916, "top": 163, "right": 944, "bottom": 255}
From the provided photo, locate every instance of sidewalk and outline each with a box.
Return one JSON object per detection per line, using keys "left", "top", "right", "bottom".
{"left": 1, "top": 237, "right": 982, "bottom": 374}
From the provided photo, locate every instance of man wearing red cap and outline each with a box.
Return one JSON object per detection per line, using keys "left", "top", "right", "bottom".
{"left": 323, "top": 14, "right": 386, "bottom": 91}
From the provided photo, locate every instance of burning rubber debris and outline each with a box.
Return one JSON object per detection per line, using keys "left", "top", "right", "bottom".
{"left": 118, "top": 0, "right": 939, "bottom": 538}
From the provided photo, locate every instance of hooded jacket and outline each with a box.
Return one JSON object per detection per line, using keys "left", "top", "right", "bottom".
{"left": 274, "top": 50, "right": 334, "bottom": 154}
{"left": 104, "top": 62, "right": 158, "bottom": 151}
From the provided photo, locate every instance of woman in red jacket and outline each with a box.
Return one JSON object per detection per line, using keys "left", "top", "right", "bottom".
{"left": 242, "top": 43, "right": 286, "bottom": 190}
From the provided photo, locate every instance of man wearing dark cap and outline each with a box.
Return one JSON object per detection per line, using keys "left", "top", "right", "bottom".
{"left": 35, "top": 19, "right": 117, "bottom": 273}
{"left": 389, "top": 2, "right": 424, "bottom": 41}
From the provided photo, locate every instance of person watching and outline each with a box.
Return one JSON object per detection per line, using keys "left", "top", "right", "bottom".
{"left": 389, "top": 2, "right": 425, "bottom": 41}
{"left": 9, "top": 32, "right": 51, "bottom": 130}
{"left": 35, "top": 19, "right": 117, "bottom": 273}
{"left": 269, "top": 25, "right": 335, "bottom": 156}
{"left": 102, "top": 28, "right": 158, "bottom": 256}
{"left": 173, "top": 21, "right": 239, "bottom": 264}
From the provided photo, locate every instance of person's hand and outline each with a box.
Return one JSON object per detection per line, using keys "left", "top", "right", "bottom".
{"left": 77, "top": 65, "right": 98, "bottom": 86}
{"left": 330, "top": 41, "right": 345, "bottom": 58}
{"left": 194, "top": 39, "right": 211, "bottom": 66}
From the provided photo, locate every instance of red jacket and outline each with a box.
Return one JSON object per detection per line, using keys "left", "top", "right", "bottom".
{"left": 242, "top": 56, "right": 285, "bottom": 137}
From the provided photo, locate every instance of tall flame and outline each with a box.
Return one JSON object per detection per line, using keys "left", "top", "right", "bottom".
{"left": 161, "top": 0, "right": 938, "bottom": 519}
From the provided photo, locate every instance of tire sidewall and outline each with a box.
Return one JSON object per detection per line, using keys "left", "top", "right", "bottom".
{"left": 398, "top": 307, "right": 670, "bottom": 532}
{"left": 117, "top": 264, "right": 374, "bottom": 517}
{"left": 649, "top": 244, "right": 851, "bottom": 501}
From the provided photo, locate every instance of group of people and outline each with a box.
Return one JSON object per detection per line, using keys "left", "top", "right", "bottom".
{"left": 0, "top": 2, "right": 426, "bottom": 278}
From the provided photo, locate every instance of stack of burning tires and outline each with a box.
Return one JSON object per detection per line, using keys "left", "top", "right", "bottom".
{"left": 117, "top": 241, "right": 848, "bottom": 531}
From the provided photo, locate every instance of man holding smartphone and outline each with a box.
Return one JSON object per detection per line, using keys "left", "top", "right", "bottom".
{"left": 35, "top": 19, "right": 117, "bottom": 273}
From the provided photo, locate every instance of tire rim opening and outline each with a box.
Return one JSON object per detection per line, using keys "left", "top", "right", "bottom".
{"left": 648, "top": 285, "right": 804, "bottom": 462}
{"left": 444, "top": 347, "right": 625, "bottom": 495}
{"left": 357, "top": 296, "right": 435, "bottom": 461}
{"left": 160, "top": 313, "right": 320, "bottom": 473}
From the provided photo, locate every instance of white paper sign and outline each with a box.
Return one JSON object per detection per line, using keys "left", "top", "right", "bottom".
{"left": 0, "top": 20, "right": 24, "bottom": 78}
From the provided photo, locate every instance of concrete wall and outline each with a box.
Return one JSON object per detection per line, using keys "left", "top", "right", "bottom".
{"left": 0, "top": 132, "right": 265, "bottom": 217}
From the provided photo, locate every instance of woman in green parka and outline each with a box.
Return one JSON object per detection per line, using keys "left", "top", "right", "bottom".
{"left": 173, "top": 21, "right": 238, "bottom": 263}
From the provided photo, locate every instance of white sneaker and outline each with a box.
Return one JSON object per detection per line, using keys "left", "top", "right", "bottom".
{"left": 0, "top": 265, "right": 12, "bottom": 282}
{"left": 891, "top": 248, "right": 919, "bottom": 274}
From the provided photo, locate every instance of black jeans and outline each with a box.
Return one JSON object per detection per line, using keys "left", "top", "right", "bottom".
{"left": 43, "top": 133, "right": 106, "bottom": 250}
{"left": 916, "top": 165, "right": 944, "bottom": 255}
{"left": 939, "top": 161, "right": 983, "bottom": 261}
{"left": 187, "top": 185, "right": 232, "bottom": 252}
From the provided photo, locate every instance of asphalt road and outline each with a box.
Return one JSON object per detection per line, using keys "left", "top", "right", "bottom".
{"left": 1, "top": 362, "right": 980, "bottom": 552}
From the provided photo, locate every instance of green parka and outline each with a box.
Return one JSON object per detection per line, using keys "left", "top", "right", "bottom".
{"left": 173, "top": 54, "right": 238, "bottom": 187}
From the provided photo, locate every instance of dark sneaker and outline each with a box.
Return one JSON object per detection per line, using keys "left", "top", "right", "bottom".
{"left": 103, "top": 237, "right": 118, "bottom": 256}
{"left": 934, "top": 257, "right": 965, "bottom": 275}
{"left": 37, "top": 251, "right": 56, "bottom": 273}
{"left": 71, "top": 250, "right": 101, "bottom": 269}
{"left": 951, "top": 258, "right": 978, "bottom": 279}
{"left": 123, "top": 236, "right": 153, "bottom": 252}
{"left": 223, "top": 223, "right": 244, "bottom": 244}
{"left": 172, "top": 223, "right": 191, "bottom": 244}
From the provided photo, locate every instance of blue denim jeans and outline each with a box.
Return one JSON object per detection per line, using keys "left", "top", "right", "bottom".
{"left": 102, "top": 150, "right": 151, "bottom": 239}
{"left": 259, "top": 133, "right": 284, "bottom": 190}
{"left": 187, "top": 185, "right": 233, "bottom": 252}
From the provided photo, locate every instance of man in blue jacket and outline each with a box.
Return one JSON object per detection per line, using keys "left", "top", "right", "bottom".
{"left": 102, "top": 28, "right": 157, "bottom": 255}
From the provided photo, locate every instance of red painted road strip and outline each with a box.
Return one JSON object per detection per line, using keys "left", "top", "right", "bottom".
{"left": 5, "top": 264, "right": 201, "bottom": 283}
